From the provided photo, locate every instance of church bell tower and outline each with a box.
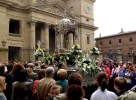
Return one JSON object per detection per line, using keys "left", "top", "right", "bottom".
{"left": 66, "top": 0, "right": 98, "bottom": 51}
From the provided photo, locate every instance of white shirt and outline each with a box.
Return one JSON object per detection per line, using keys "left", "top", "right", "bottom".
{"left": 90, "top": 87, "right": 117, "bottom": 100}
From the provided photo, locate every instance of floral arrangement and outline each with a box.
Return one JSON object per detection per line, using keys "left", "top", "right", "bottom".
{"left": 90, "top": 47, "right": 100, "bottom": 55}
{"left": 53, "top": 54, "right": 66, "bottom": 63}
{"left": 44, "top": 54, "right": 53, "bottom": 65}
{"left": 34, "top": 46, "right": 44, "bottom": 57}
{"left": 44, "top": 54, "right": 67, "bottom": 65}
{"left": 71, "top": 44, "right": 82, "bottom": 56}
{"left": 78, "top": 52, "right": 100, "bottom": 76}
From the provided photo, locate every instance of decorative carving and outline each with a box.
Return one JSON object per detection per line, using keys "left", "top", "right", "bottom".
{"left": 43, "top": 23, "right": 51, "bottom": 29}
{"left": 26, "top": 19, "right": 37, "bottom": 27}
{"left": 43, "top": 7, "right": 63, "bottom": 16}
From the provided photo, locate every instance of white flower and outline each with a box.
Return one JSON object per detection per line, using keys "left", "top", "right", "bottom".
{"left": 72, "top": 46, "right": 74, "bottom": 49}
{"left": 66, "top": 56, "right": 69, "bottom": 60}
{"left": 83, "top": 68, "right": 86, "bottom": 71}
{"left": 94, "top": 47, "right": 98, "bottom": 50}
{"left": 83, "top": 63, "right": 87, "bottom": 67}
{"left": 87, "top": 66, "right": 91, "bottom": 69}
{"left": 90, "top": 51, "right": 93, "bottom": 54}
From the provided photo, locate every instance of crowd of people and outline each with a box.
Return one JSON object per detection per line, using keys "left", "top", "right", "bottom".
{"left": 0, "top": 58, "right": 136, "bottom": 100}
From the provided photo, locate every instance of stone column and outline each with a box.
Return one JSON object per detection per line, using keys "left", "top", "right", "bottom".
{"left": 44, "top": 23, "right": 49, "bottom": 53}
{"left": 68, "top": 33, "right": 73, "bottom": 49}
{"left": 74, "top": 29, "right": 78, "bottom": 44}
{"left": 29, "top": 20, "right": 36, "bottom": 62}
{"left": 41, "top": 26, "right": 45, "bottom": 48}
{"left": 60, "top": 33, "right": 64, "bottom": 49}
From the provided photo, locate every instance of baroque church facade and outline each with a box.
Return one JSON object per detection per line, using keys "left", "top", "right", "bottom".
{"left": 0, "top": 0, "right": 97, "bottom": 62}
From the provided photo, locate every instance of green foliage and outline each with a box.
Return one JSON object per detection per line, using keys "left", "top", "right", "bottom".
{"left": 44, "top": 54, "right": 53, "bottom": 65}
{"left": 71, "top": 44, "right": 82, "bottom": 56}
{"left": 66, "top": 54, "right": 75, "bottom": 65}
{"left": 90, "top": 47, "right": 100, "bottom": 55}
{"left": 34, "top": 47, "right": 44, "bottom": 57}
{"left": 78, "top": 52, "right": 100, "bottom": 77}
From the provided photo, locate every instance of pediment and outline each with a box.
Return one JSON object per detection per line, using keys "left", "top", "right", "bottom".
{"left": 33, "top": 3, "right": 75, "bottom": 20}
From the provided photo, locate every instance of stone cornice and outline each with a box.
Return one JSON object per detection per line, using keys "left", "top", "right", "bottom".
{"left": 90, "top": 0, "right": 96, "bottom": 3}
{"left": 95, "top": 31, "right": 136, "bottom": 40}
{"left": 0, "top": 1, "right": 76, "bottom": 21}
{"left": 0, "top": 0, "right": 27, "bottom": 12}
{"left": 0, "top": 48, "right": 8, "bottom": 51}
{"left": 78, "top": 15, "right": 94, "bottom": 21}
{"left": 78, "top": 23, "right": 98, "bottom": 31}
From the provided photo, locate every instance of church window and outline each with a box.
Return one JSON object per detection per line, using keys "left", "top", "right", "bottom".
{"left": 87, "top": 36, "right": 90, "bottom": 44}
{"left": 100, "top": 42, "right": 103, "bottom": 45}
{"left": 109, "top": 40, "right": 111, "bottom": 44}
{"left": 9, "top": 19, "right": 20, "bottom": 34}
{"left": 129, "top": 37, "right": 132, "bottom": 42}
{"left": 119, "top": 39, "right": 121, "bottom": 43}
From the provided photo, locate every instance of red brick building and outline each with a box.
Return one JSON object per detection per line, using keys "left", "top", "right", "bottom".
{"left": 95, "top": 30, "right": 136, "bottom": 64}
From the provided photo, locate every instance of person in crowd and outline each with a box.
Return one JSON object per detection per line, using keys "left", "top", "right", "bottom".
{"left": 96, "top": 60, "right": 103, "bottom": 71}
{"left": 110, "top": 62, "right": 118, "bottom": 78}
{"left": 104, "top": 64, "right": 111, "bottom": 79}
{"left": 125, "top": 65, "right": 136, "bottom": 90}
{"left": 36, "top": 67, "right": 56, "bottom": 100}
{"left": 114, "top": 77, "right": 127, "bottom": 96}
{"left": 56, "top": 69, "right": 68, "bottom": 93}
{"left": 90, "top": 72, "right": 117, "bottom": 100}
{"left": 53, "top": 72, "right": 87, "bottom": 100}
{"left": 6, "top": 64, "right": 13, "bottom": 74}
{"left": 0, "top": 64, "right": 6, "bottom": 76}
{"left": 66, "top": 84, "right": 87, "bottom": 100}
{"left": 53, "top": 63, "right": 66, "bottom": 81}
{"left": 32, "top": 69, "right": 45, "bottom": 99}
{"left": 108, "top": 62, "right": 118, "bottom": 93}
{"left": 0, "top": 76, "right": 7, "bottom": 100}
{"left": 115, "top": 79, "right": 136, "bottom": 100}
{"left": 119, "top": 65, "right": 127, "bottom": 78}
{"left": 11, "top": 63, "right": 25, "bottom": 80}
{"left": 48, "top": 85, "right": 62, "bottom": 100}
{"left": 26, "top": 67, "right": 33, "bottom": 82}
{"left": 41, "top": 64, "right": 48, "bottom": 69}
{"left": 11, "top": 69, "right": 32, "bottom": 100}
{"left": 2, "top": 63, "right": 25, "bottom": 100}
{"left": 115, "top": 61, "right": 124, "bottom": 76}
{"left": 126, "top": 61, "right": 132, "bottom": 68}
{"left": 27, "top": 63, "right": 38, "bottom": 81}
{"left": 34, "top": 62, "right": 39, "bottom": 69}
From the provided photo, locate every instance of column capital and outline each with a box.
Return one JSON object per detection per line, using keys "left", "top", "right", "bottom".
{"left": 43, "top": 23, "right": 51, "bottom": 29}
{"left": 26, "top": 19, "right": 37, "bottom": 27}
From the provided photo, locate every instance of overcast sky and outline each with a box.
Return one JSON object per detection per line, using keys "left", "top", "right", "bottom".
{"left": 94, "top": 0, "right": 136, "bottom": 38}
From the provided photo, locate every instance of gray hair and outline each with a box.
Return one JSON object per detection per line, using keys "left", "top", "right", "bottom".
{"left": 45, "top": 67, "right": 54, "bottom": 77}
